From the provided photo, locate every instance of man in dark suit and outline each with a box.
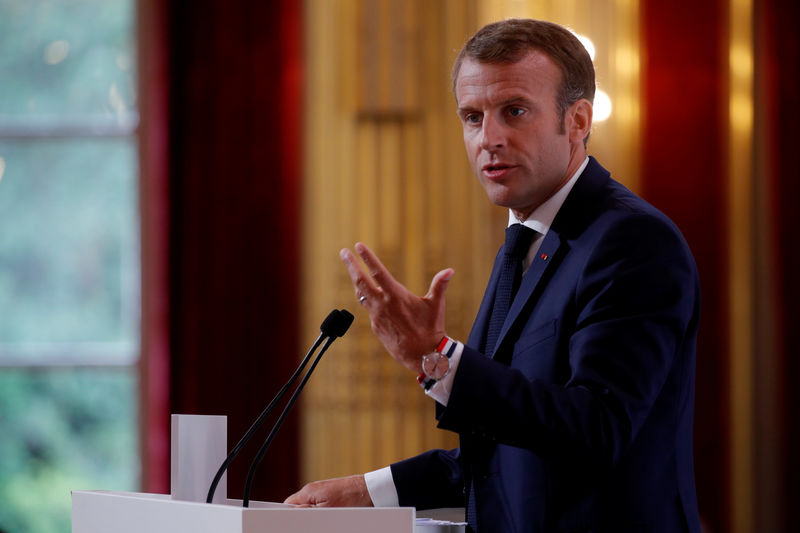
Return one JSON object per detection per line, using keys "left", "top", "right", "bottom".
{"left": 286, "top": 19, "right": 701, "bottom": 532}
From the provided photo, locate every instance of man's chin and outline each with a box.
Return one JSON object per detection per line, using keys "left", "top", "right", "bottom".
{"left": 480, "top": 182, "right": 512, "bottom": 207}
{"left": 485, "top": 190, "right": 522, "bottom": 212}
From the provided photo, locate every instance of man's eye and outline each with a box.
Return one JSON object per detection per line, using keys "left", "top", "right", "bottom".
{"left": 465, "top": 113, "right": 481, "bottom": 124}
{"left": 508, "top": 107, "right": 525, "bottom": 117}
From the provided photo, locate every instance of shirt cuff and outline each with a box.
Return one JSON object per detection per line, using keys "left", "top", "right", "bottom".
{"left": 424, "top": 340, "right": 463, "bottom": 406}
{"left": 364, "top": 466, "right": 399, "bottom": 507}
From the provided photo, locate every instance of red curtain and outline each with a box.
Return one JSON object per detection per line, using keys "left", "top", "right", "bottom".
{"left": 139, "top": 0, "right": 303, "bottom": 501}
{"left": 641, "top": 0, "right": 800, "bottom": 531}
{"left": 641, "top": 0, "right": 729, "bottom": 529}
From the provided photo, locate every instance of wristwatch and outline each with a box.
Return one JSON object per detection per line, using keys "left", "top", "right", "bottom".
{"left": 418, "top": 336, "right": 457, "bottom": 390}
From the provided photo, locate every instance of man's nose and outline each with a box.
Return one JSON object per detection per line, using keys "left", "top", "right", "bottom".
{"left": 479, "top": 115, "right": 506, "bottom": 150}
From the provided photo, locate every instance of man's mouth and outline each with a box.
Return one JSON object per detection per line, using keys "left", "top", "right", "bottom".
{"left": 482, "top": 163, "right": 515, "bottom": 179}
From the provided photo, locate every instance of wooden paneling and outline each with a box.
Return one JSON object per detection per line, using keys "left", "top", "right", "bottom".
{"left": 728, "top": 2, "right": 755, "bottom": 531}
{"left": 301, "top": 0, "right": 488, "bottom": 481}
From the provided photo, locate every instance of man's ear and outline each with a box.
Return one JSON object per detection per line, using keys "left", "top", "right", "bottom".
{"left": 567, "top": 99, "right": 593, "bottom": 144}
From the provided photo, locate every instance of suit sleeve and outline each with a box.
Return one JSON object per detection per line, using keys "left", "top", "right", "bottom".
{"left": 390, "top": 447, "right": 465, "bottom": 510}
{"left": 436, "top": 212, "right": 700, "bottom": 468}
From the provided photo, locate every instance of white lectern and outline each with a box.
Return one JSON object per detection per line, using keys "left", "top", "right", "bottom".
{"left": 72, "top": 415, "right": 464, "bottom": 532}
{"left": 71, "top": 490, "right": 415, "bottom": 533}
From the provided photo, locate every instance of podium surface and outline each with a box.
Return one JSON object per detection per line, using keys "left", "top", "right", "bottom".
{"left": 72, "top": 490, "right": 416, "bottom": 533}
{"left": 73, "top": 415, "right": 464, "bottom": 532}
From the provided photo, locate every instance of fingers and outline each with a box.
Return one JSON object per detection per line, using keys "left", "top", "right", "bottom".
{"left": 283, "top": 492, "right": 310, "bottom": 506}
{"left": 283, "top": 476, "right": 372, "bottom": 507}
{"left": 340, "top": 247, "right": 380, "bottom": 302}
{"left": 283, "top": 491, "right": 304, "bottom": 505}
{"left": 283, "top": 483, "right": 328, "bottom": 506}
{"left": 353, "top": 243, "right": 397, "bottom": 292}
{"left": 340, "top": 243, "right": 399, "bottom": 303}
{"left": 426, "top": 268, "right": 455, "bottom": 302}
{"left": 341, "top": 243, "right": 454, "bottom": 310}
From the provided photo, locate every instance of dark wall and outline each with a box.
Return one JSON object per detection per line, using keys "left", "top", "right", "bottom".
{"left": 766, "top": 1, "right": 800, "bottom": 530}
{"left": 166, "top": 0, "right": 302, "bottom": 501}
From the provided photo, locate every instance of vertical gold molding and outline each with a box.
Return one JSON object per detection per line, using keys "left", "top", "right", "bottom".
{"left": 301, "top": 0, "right": 480, "bottom": 483}
{"left": 728, "top": 0, "right": 754, "bottom": 532}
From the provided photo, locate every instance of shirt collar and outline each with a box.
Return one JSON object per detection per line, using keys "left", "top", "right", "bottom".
{"left": 507, "top": 156, "right": 589, "bottom": 234}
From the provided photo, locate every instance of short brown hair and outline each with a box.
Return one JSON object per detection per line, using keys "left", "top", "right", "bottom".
{"left": 452, "top": 19, "right": 595, "bottom": 127}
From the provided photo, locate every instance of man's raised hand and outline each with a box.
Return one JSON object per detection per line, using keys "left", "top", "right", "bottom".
{"left": 339, "top": 242, "right": 454, "bottom": 374}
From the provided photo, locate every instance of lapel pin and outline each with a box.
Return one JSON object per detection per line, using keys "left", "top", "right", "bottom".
{"left": 541, "top": 253, "right": 548, "bottom": 261}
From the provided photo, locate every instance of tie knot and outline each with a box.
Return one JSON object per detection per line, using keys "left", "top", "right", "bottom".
{"left": 504, "top": 224, "right": 536, "bottom": 259}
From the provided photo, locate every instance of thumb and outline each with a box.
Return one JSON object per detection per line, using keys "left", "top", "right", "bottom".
{"left": 427, "top": 268, "right": 454, "bottom": 302}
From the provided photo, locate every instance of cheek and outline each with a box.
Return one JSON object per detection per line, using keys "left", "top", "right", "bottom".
{"left": 522, "top": 131, "right": 563, "bottom": 162}
{"left": 463, "top": 137, "right": 481, "bottom": 166}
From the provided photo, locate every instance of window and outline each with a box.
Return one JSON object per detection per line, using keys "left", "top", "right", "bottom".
{"left": 0, "top": 1, "right": 140, "bottom": 532}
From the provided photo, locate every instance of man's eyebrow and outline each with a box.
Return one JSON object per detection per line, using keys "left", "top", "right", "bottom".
{"left": 457, "top": 96, "right": 533, "bottom": 113}
{"left": 497, "top": 96, "right": 532, "bottom": 107}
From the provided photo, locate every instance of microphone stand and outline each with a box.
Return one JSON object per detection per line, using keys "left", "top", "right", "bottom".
{"left": 205, "top": 311, "right": 344, "bottom": 504}
{"left": 241, "top": 335, "right": 336, "bottom": 507}
{"left": 241, "top": 309, "right": 352, "bottom": 506}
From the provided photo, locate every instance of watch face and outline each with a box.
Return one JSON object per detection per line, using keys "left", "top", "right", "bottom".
{"left": 423, "top": 351, "right": 449, "bottom": 380}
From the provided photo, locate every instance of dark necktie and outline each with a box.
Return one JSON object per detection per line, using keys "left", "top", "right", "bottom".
{"left": 483, "top": 223, "right": 537, "bottom": 356}
{"left": 467, "top": 224, "right": 535, "bottom": 530}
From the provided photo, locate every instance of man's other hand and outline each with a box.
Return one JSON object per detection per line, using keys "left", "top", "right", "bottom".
{"left": 283, "top": 474, "right": 373, "bottom": 507}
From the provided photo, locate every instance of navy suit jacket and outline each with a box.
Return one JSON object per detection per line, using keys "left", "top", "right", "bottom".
{"left": 391, "top": 158, "right": 701, "bottom": 532}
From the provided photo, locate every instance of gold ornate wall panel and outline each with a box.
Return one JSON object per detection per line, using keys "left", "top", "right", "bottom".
{"left": 301, "top": 0, "right": 492, "bottom": 482}
{"left": 300, "top": 0, "right": 641, "bottom": 483}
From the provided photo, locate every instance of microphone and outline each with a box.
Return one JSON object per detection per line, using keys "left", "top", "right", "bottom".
{"left": 322, "top": 307, "right": 355, "bottom": 338}
{"left": 242, "top": 309, "right": 353, "bottom": 506}
{"left": 205, "top": 309, "right": 353, "bottom": 504}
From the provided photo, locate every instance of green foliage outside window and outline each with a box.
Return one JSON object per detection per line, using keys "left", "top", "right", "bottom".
{"left": 0, "top": 371, "right": 137, "bottom": 533}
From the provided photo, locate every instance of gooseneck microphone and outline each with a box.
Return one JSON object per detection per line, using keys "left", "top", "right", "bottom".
{"left": 242, "top": 309, "right": 354, "bottom": 507}
{"left": 205, "top": 309, "right": 354, "bottom": 505}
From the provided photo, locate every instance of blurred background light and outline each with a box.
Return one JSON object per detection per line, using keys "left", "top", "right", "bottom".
{"left": 573, "top": 32, "right": 596, "bottom": 61}
{"left": 594, "top": 88, "right": 612, "bottom": 121}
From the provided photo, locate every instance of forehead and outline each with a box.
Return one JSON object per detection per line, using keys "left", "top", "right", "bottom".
{"left": 455, "top": 50, "right": 562, "bottom": 107}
